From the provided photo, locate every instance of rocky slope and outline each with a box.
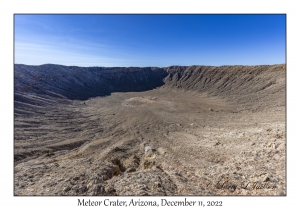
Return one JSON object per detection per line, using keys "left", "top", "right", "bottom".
{"left": 14, "top": 64, "right": 286, "bottom": 196}
{"left": 14, "top": 64, "right": 167, "bottom": 101}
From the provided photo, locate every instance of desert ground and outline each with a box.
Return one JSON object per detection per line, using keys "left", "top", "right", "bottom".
{"left": 14, "top": 64, "right": 286, "bottom": 195}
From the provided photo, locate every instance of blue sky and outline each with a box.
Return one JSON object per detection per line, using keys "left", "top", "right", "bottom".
{"left": 14, "top": 14, "right": 286, "bottom": 67}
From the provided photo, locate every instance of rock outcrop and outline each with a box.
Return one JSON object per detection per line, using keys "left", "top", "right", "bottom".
{"left": 14, "top": 64, "right": 286, "bottom": 196}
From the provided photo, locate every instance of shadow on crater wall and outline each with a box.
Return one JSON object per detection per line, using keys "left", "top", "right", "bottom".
{"left": 14, "top": 63, "right": 286, "bottom": 109}
{"left": 14, "top": 64, "right": 168, "bottom": 102}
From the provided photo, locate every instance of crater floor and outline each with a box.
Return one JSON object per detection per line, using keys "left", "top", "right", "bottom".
{"left": 14, "top": 87, "right": 285, "bottom": 195}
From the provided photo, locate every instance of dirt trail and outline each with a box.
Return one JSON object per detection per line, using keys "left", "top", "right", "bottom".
{"left": 14, "top": 64, "right": 285, "bottom": 195}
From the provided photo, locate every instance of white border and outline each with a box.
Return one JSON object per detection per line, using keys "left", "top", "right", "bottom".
{"left": 1, "top": 1, "right": 298, "bottom": 209}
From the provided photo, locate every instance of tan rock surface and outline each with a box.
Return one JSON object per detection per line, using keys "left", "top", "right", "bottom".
{"left": 14, "top": 64, "right": 286, "bottom": 195}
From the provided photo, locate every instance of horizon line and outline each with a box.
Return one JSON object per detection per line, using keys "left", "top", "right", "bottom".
{"left": 14, "top": 63, "right": 286, "bottom": 68}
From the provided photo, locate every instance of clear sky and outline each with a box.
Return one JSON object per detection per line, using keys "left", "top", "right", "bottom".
{"left": 14, "top": 14, "right": 286, "bottom": 67}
